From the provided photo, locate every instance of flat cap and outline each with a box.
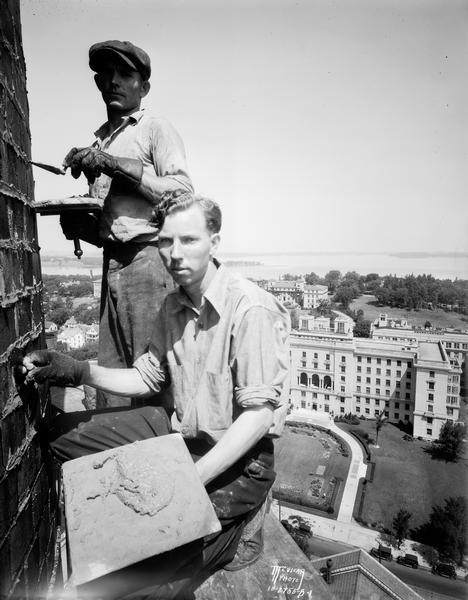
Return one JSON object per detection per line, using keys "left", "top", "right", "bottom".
{"left": 89, "top": 40, "right": 151, "bottom": 80}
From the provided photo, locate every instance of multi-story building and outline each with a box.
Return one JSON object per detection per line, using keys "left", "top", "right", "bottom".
{"left": 371, "top": 313, "right": 468, "bottom": 397}
{"left": 290, "top": 317, "right": 462, "bottom": 440}
{"left": 267, "top": 279, "right": 329, "bottom": 308}
{"left": 303, "top": 284, "right": 329, "bottom": 309}
{"left": 266, "top": 280, "right": 304, "bottom": 305}
{"left": 85, "top": 322, "right": 99, "bottom": 343}
{"left": 57, "top": 326, "right": 86, "bottom": 350}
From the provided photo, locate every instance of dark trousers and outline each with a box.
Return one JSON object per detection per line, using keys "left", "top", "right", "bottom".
{"left": 97, "top": 242, "right": 174, "bottom": 408}
{"left": 50, "top": 406, "right": 275, "bottom": 599}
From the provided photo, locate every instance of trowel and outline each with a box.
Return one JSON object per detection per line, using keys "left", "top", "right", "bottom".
{"left": 30, "top": 160, "right": 101, "bottom": 259}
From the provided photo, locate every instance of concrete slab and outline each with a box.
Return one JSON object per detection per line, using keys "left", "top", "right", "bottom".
{"left": 196, "top": 514, "right": 335, "bottom": 599}
{"left": 62, "top": 433, "right": 221, "bottom": 585}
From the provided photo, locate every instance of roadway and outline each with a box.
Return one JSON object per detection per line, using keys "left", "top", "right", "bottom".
{"left": 306, "top": 532, "right": 467, "bottom": 600}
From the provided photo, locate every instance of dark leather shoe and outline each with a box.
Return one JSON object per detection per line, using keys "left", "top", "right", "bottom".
{"left": 223, "top": 525, "right": 264, "bottom": 571}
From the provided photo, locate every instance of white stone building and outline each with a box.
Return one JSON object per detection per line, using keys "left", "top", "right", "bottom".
{"left": 44, "top": 321, "right": 57, "bottom": 333}
{"left": 57, "top": 327, "right": 85, "bottom": 350}
{"left": 303, "top": 284, "right": 329, "bottom": 309}
{"left": 85, "top": 323, "right": 99, "bottom": 343}
{"left": 267, "top": 279, "right": 329, "bottom": 308}
{"left": 289, "top": 318, "right": 463, "bottom": 440}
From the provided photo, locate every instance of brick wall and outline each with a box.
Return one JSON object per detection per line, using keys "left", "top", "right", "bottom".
{"left": 0, "top": 2, "right": 57, "bottom": 598}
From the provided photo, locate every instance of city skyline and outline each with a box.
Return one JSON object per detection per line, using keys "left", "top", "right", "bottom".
{"left": 21, "top": 0, "right": 468, "bottom": 259}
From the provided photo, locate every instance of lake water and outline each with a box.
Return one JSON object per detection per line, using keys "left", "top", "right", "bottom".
{"left": 41, "top": 252, "right": 468, "bottom": 281}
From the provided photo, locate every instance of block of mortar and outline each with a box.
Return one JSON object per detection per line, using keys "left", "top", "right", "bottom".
{"left": 62, "top": 433, "right": 221, "bottom": 585}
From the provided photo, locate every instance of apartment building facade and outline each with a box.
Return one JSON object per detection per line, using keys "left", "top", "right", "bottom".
{"left": 290, "top": 319, "right": 462, "bottom": 440}
{"left": 266, "top": 280, "right": 328, "bottom": 308}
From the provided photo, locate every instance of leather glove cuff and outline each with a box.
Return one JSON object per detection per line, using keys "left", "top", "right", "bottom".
{"left": 27, "top": 350, "right": 90, "bottom": 387}
{"left": 112, "top": 157, "right": 144, "bottom": 187}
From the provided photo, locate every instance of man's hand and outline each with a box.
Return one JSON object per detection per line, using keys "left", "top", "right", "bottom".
{"left": 22, "top": 350, "right": 90, "bottom": 387}
{"left": 63, "top": 147, "right": 117, "bottom": 184}
{"left": 63, "top": 148, "right": 143, "bottom": 186}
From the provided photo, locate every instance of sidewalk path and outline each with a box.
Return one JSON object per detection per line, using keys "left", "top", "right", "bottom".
{"left": 272, "top": 499, "right": 380, "bottom": 550}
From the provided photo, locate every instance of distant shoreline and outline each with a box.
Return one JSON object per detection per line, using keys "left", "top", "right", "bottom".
{"left": 41, "top": 250, "right": 468, "bottom": 259}
{"left": 40, "top": 251, "right": 468, "bottom": 281}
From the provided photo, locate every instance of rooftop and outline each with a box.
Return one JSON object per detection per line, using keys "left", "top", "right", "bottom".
{"left": 311, "top": 549, "right": 424, "bottom": 600}
{"left": 418, "top": 341, "right": 444, "bottom": 363}
{"left": 354, "top": 338, "right": 416, "bottom": 357}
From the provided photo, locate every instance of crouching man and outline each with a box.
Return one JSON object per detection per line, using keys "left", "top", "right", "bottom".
{"left": 22, "top": 193, "right": 290, "bottom": 599}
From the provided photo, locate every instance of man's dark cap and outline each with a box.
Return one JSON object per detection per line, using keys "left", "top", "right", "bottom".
{"left": 89, "top": 40, "right": 151, "bottom": 80}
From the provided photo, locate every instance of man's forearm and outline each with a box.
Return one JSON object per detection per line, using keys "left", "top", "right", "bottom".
{"left": 195, "top": 405, "right": 274, "bottom": 486}
{"left": 139, "top": 173, "right": 193, "bottom": 204}
{"left": 84, "top": 365, "right": 153, "bottom": 398}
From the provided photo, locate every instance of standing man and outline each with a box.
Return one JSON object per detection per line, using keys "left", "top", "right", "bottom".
{"left": 23, "top": 194, "right": 290, "bottom": 599}
{"left": 61, "top": 40, "right": 193, "bottom": 407}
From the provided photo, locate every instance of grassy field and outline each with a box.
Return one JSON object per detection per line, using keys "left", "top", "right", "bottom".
{"left": 274, "top": 424, "right": 350, "bottom": 513}
{"left": 337, "top": 420, "right": 468, "bottom": 531}
{"left": 350, "top": 294, "right": 468, "bottom": 330}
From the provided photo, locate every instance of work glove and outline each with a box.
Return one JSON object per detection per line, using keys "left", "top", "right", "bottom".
{"left": 63, "top": 147, "right": 143, "bottom": 186}
{"left": 23, "top": 350, "right": 90, "bottom": 387}
{"left": 60, "top": 212, "right": 102, "bottom": 247}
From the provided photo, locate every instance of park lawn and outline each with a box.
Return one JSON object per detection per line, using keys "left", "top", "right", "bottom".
{"left": 273, "top": 424, "right": 350, "bottom": 509}
{"left": 337, "top": 420, "right": 468, "bottom": 531}
{"left": 350, "top": 294, "right": 468, "bottom": 330}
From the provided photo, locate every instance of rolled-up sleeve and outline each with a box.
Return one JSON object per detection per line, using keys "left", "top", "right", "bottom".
{"left": 231, "top": 306, "right": 290, "bottom": 410}
{"left": 133, "top": 350, "right": 166, "bottom": 393}
{"left": 139, "top": 117, "right": 193, "bottom": 201}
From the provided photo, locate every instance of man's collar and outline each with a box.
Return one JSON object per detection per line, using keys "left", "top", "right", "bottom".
{"left": 94, "top": 108, "right": 145, "bottom": 139}
{"left": 171, "top": 260, "right": 230, "bottom": 317}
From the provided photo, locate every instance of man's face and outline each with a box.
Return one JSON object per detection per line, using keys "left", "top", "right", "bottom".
{"left": 158, "top": 205, "right": 220, "bottom": 291}
{"left": 94, "top": 57, "right": 149, "bottom": 115}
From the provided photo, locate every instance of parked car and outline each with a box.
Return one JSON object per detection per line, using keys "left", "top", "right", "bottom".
{"left": 432, "top": 562, "right": 457, "bottom": 579}
{"left": 282, "top": 516, "right": 313, "bottom": 535}
{"left": 370, "top": 545, "right": 393, "bottom": 562}
{"left": 298, "top": 522, "right": 312, "bottom": 534}
{"left": 397, "top": 554, "right": 419, "bottom": 569}
{"left": 281, "top": 519, "right": 294, "bottom": 533}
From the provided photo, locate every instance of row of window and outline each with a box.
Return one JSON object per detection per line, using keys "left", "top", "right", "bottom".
{"left": 298, "top": 399, "right": 411, "bottom": 421}
{"left": 302, "top": 351, "right": 331, "bottom": 360}
{"left": 356, "top": 376, "right": 411, "bottom": 388}
{"left": 301, "top": 361, "right": 332, "bottom": 371}
{"left": 357, "top": 356, "right": 412, "bottom": 368}
{"left": 356, "top": 366, "right": 409, "bottom": 377}
{"left": 300, "top": 352, "right": 417, "bottom": 370}
{"left": 356, "top": 386, "right": 411, "bottom": 399}
{"left": 300, "top": 391, "right": 330, "bottom": 401}
{"left": 444, "top": 342, "right": 468, "bottom": 350}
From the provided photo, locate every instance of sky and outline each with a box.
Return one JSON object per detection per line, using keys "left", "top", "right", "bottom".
{"left": 20, "top": 0, "right": 468, "bottom": 258}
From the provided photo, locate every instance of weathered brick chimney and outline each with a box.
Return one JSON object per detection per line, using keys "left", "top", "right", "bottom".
{"left": 0, "top": 1, "right": 58, "bottom": 597}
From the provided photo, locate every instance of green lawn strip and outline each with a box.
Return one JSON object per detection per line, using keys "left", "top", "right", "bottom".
{"left": 350, "top": 294, "right": 468, "bottom": 330}
{"left": 274, "top": 424, "right": 351, "bottom": 515}
{"left": 338, "top": 421, "right": 468, "bottom": 531}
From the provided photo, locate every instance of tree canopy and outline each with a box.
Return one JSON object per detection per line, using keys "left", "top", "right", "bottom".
{"left": 413, "top": 496, "right": 467, "bottom": 564}
{"left": 429, "top": 422, "right": 466, "bottom": 462}
{"left": 392, "top": 508, "right": 412, "bottom": 549}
